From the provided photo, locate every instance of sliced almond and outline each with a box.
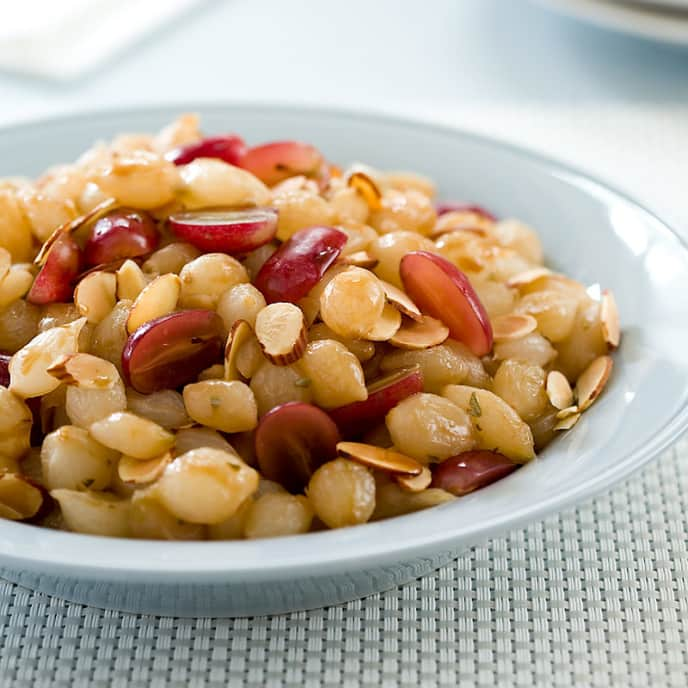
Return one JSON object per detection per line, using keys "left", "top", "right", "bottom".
{"left": 575, "top": 355, "right": 613, "bottom": 412}
{"left": 365, "top": 303, "right": 402, "bottom": 342}
{"left": 336, "top": 442, "right": 423, "bottom": 476}
{"left": 546, "top": 370, "right": 574, "bottom": 410}
{"left": 116, "top": 259, "right": 148, "bottom": 301}
{"left": 389, "top": 315, "right": 449, "bottom": 350}
{"left": 73, "top": 271, "right": 117, "bottom": 324}
{"left": 0, "top": 473, "right": 45, "bottom": 521}
{"left": 224, "top": 320, "right": 254, "bottom": 380}
{"left": 126, "top": 273, "right": 181, "bottom": 334}
{"left": 35, "top": 198, "right": 118, "bottom": 266}
{"left": 491, "top": 313, "right": 537, "bottom": 342}
{"left": 47, "top": 353, "right": 119, "bottom": 389}
{"left": 506, "top": 267, "right": 553, "bottom": 289}
{"left": 554, "top": 413, "right": 581, "bottom": 431}
{"left": 555, "top": 405, "right": 579, "bottom": 420}
{"left": 255, "top": 302, "right": 307, "bottom": 366}
{"left": 396, "top": 465, "right": 432, "bottom": 492}
{"left": 381, "top": 281, "right": 422, "bottom": 321}
{"left": 600, "top": 290, "right": 620, "bottom": 349}
{"left": 347, "top": 171, "right": 382, "bottom": 211}
{"left": 118, "top": 452, "right": 171, "bottom": 485}
{"left": 338, "top": 251, "right": 379, "bottom": 270}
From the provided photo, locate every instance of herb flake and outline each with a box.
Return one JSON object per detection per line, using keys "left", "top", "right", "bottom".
{"left": 468, "top": 392, "right": 482, "bottom": 418}
{"left": 294, "top": 377, "right": 312, "bottom": 388}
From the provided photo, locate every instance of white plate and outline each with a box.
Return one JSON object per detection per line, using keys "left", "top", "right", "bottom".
{"left": 1, "top": 104, "right": 687, "bottom": 617}
{"left": 537, "top": 0, "right": 688, "bottom": 44}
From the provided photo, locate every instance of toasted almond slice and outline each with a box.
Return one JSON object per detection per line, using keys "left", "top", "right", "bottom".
{"left": 47, "top": 353, "right": 119, "bottom": 389}
{"left": 396, "top": 465, "right": 432, "bottom": 492}
{"left": 546, "top": 370, "right": 574, "bottom": 410}
{"left": 336, "top": 442, "right": 423, "bottom": 476}
{"left": 389, "top": 315, "right": 450, "bottom": 350}
{"left": 381, "top": 281, "right": 422, "bottom": 321}
{"left": 34, "top": 198, "right": 118, "bottom": 266}
{"left": 338, "top": 251, "right": 378, "bottom": 270}
{"left": 126, "top": 273, "right": 181, "bottom": 333}
{"left": 555, "top": 405, "right": 579, "bottom": 420}
{"left": 506, "top": 267, "right": 553, "bottom": 289}
{"left": 365, "top": 303, "right": 402, "bottom": 342}
{"left": 116, "top": 259, "right": 148, "bottom": 301}
{"left": 601, "top": 290, "right": 620, "bottom": 349}
{"left": 554, "top": 413, "right": 581, "bottom": 431}
{"left": 224, "top": 319, "right": 254, "bottom": 381}
{"left": 255, "top": 302, "right": 307, "bottom": 365}
{"left": 492, "top": 313, "right": 538, "bottom": 342}
{"left": 348, "top": 171, "right": 382, "bottom": 211}
{"left": 73, "top": 271, "right": 117, "bottom": 324}
{"left": 575, "top": 355, "right": 613, "bottom": 411}
{"left": 118, "top": 452, "right": 171, "bottom": 485}
{"left": 0, "top": 473, "right": 45, "bottom": 520}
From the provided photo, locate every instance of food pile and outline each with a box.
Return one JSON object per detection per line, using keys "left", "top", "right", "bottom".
{"left": 0, "top": 114, "right": 620, "bottom": 539}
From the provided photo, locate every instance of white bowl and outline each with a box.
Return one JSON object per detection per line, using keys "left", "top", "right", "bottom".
{"left": 1, "top": 105, "right": 687, "bottom": 617}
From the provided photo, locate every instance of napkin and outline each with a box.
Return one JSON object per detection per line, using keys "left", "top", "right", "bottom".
{"left": 0, "top": 0, "right": 201, "bottom": 80}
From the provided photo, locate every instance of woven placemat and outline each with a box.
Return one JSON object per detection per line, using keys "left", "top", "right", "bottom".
{"left": 1, "top": 434, "right": 686, "bottom": 688}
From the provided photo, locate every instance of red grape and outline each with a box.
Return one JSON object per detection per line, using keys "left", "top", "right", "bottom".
{"left": 168, "top": 208, "right": 278, "bottom": 254}
{"left": 166, "top": 135, "right": 247, "bottom": 167}
{"left": 84, "top": 208, "right": 159, "bottom": 267}
{"left": 255, "top": 226, "right": 347, "bottom": 303}
{"left": 27, "top": 233, "right": 81, "bottom": 305}
{"left": 122, "top": 309, "right": 224, "bottom": 394}
{"left": 431, "top": 450, "right": 517, "bottom": 496}
{"left": 255, "top": 402, "right": 341, "bottom": 493}
{"left": 400, "top": 251, "right": 493, "bottom": 356}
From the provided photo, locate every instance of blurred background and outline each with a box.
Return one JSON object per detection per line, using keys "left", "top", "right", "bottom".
{"left": 1, "top": 0, "right": 687, "bottom": 228}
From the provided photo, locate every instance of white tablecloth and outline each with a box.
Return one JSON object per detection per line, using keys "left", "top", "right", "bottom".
{"left": 1, "top": 1, "right": 687, "bottom": 686}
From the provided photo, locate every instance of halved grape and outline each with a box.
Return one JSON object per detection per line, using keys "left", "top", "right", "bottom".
{"left": 329, "top": 367, "right": 423, "bottom": 438}
{"left": 400, "top": 251, "right": 493, "bottom": 356}
{"left": 27, "top": 233, "right": 81, "bottom": 305}
{"left": 239, "top": 141, "right": 323, "bottom": 187}
{"left": 255, "top": 401, "right": 341, "bottom": 493}
{"left": 83, "top": 208, "right": 159, "bottom": 267}
{"left": 168, "top": 208, "right": 278, "bottom": 254}
{"left": 254, "top": 226, "right": 347, "bottom": 303}
{"left": 166, "top": 135, "right": 247, "bottom": 167}
{"left": 122, "top": 310, "right": 224, "bottom": 394}
{"left": 431, "top": 450, "right": 517, "bottom": 496}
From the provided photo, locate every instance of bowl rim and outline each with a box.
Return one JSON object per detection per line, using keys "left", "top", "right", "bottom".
{"left": 1, "top": 101, "right": 687, "bottom": 579}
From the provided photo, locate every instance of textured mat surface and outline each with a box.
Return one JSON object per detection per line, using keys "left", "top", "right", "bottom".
{"left": 2, "top": 435, "right": 686, "bottom": 687}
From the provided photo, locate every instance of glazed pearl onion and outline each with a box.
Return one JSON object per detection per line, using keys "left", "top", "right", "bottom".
{"left": 89, "top": 412, "right": 174, "bottom": 459}
{"left": 155, "top": 448, "right": 259, "bottom": 525}
{"left": 319, "top": 267, "right": 385, "bottom": 339}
